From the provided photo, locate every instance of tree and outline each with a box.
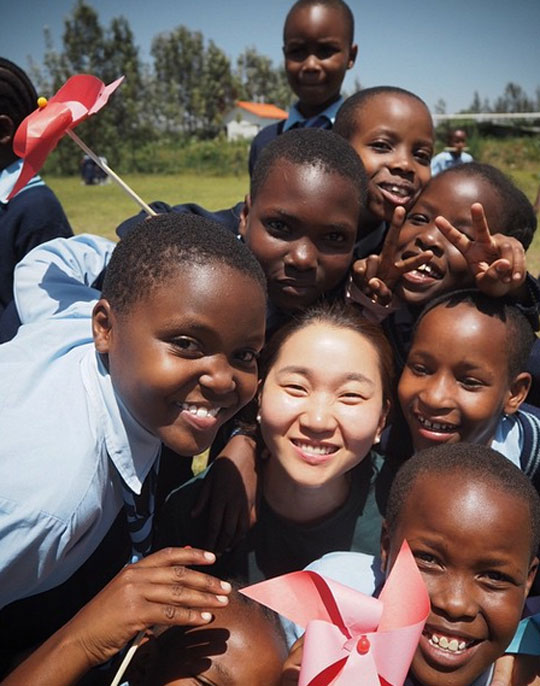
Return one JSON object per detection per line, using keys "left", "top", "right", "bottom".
{"left": 199, "top": 41, "right": 237, "bottom": 137}
{"left": 235, "top": 47, "right": 294, "bottom": 109}
{"left": 493, "top": 82, "right": 534, "bottom": 113}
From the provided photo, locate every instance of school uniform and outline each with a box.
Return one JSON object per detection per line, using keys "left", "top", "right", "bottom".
{"left": 248, "top": 97, "right": 344, "bottom": 176}
{"left": 0, "top": 159, "right": 72, "bottom": 317}
{"left": 430, "top": 150, "right": 473, "bottom": 176}
{"left": 155, "top": 451, "right": 395, "bottom": 584}
{"left": 0, "top": 235, "right": 161, "bottom": 668}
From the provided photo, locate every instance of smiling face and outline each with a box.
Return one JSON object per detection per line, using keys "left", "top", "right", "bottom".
{"left": 142, "top": 598, "right": 286, "bottom": 686}
{"left": 382, "top": 473, "right": 537, "bottom": 686}
{"left": 396, "top": 173, "right": 503, "bottom": 306}
{"left": 398, "top": 303, "right": 529, "bottom": 452}
{"left": 93, "top": 263, "right": 266, "bottom": 457}
{"left": 283, "top": 4, "right": 357, "bottom": 117}
{"left": 347, "top": 93, "right": 433, "bottom": 226}
{"left": 239, "top": 160, "right": 360, "bottom": 313}
{"left": 260, "top": 322, "right": 387, "bottom": 497}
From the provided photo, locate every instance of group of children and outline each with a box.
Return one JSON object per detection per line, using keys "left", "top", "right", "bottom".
{"left": 1, "top": 0, "right": 540, "bottom": 684}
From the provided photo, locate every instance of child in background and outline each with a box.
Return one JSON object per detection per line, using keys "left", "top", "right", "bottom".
{"left": 333, "top": 86, "right": 434, "bottom": 255}
{"left": 0, "top": 215, "right": 267, "bottom": 672}
{"left": 155, "top": 302, "right": 394, "bottom": 581}
{"left": 248, "top": 0, "right": 357, "bottom": 175}
{"left": 291, "top": 443, "right": 540, "bottom": 686}
{"left": 0, "top": 58, "right": 72, "bottom": 332}
{"left": 431, "top": 128, "right": 474, "bottom": 176}
{"left": 1, "top": 549, "right": 287, "bottom": 686}
{"left": 394, "top": 290, "right": 540, "bottom": 491}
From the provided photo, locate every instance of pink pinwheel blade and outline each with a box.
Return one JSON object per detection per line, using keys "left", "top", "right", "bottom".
{"left": 7, "top": 74, "right": 124, "bottom": 201}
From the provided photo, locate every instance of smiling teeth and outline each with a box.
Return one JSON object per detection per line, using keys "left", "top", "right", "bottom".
{"left": 179, "top": 403, "right": 219, "bottom": 418}
{"left": 295, "top": 442, "right": 335, "bottom": 456}
{"left": 428, "top": 633, "right": 468, "bottom": 652}
{"left": 417, "top": 416, "right": 456, "bottom": 432}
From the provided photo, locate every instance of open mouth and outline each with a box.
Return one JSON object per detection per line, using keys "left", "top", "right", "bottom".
{"left": 423, "top": 628, "right": 480, "bottom": 656}
{"left": 400, "top": 256, "right": 443, "bottom": 286}
{"left": 416, "top": 414, "right": 458, "bottom": 434}
{"left": 378, "top": 182, "right": 414, "bottom": 206}
{"left": 176, "top": 401, "right": 225, "bottom": 432}
{"left": 177, "top": 402, "right": 221, "bottom": 419}
{"left": 291, "top": 439, "right": 338, "bottom": 464}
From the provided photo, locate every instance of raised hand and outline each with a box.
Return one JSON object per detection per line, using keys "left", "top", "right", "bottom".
{"left": 435, "top": 203, "right": 526, "bottom": 297}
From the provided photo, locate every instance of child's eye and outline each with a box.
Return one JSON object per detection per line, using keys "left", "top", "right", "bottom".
{"left": 265, "top": 219, "right": 291, "bottom": 237}
{"left": 284, "top": 383, "right": 307, "bottom": 396}
{"left": 414, "top": 551, "right": 439, "bottom": 566}
{"left": 409, "top": 362, "right": 430, "bottom": 376}
{"left": 414, "top": 149, "right": 432, "bottom": 165}
{"left": 236, "top": 349, "right": 259, "bottom": 365}
{"left": 407, "top": 213, "right": 429, "bottom": 225}
{"left": 369, "top": 140, "right": 392, "bottom": 153}
{"left": 316, "top": 45, "right": 340, "bottom": 60}
{"left": 482, "top": 570, "right": 514, "bottom": 587}
{"left": 324, "top": 231, "right": 347, "bottom": 244}
{"left": 459, "top": 377, "right": 485, "bottom": 390}
{"left": 170, "top": 337, "right": 201, "bottom": 355}
{"left": 285, "top": 46, "right": 307, "bottom": 61}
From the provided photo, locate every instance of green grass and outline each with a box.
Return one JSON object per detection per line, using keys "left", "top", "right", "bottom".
{"left": 46, "top": 173, "right": 249, "bottom": 242}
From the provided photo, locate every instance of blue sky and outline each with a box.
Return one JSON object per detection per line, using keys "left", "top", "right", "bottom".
{"left": 3, "top": 0, "right": 539, "bottom": 114}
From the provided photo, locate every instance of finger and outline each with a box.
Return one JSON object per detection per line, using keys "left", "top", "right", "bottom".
{"left": 364, "top": 254, "right": 382, "bottom": 282}
{"left": 489, "top": 654, "right": 514, "bottom": 686}
{"left": 351, "top": 259, "right": 367, "bottom": 286}
{"left": 380, "top": 206, "right": 406, "bottom": 261}
{"left": 470, "top": 203, "right": 493, "bottom": 244}
{"left": 367, "top": 278, "right": 392, "bottom": 307}
{"left": 434, "top": 215, "right": 471, "bottom": 254}
{"left": 134, "top": 546, "right": 217, "bottom": 570}
{"left": 498, "top": 238, "right": 525, "bottom": 283}
{"left": 394, "top": 250, "right": 434, "bottom": 275}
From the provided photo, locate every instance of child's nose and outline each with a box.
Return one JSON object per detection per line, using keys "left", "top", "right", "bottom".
{"left": 430, "top": 574, "right": 479, "bottom": 621}
{"left": 285, "top": 239, "right": 318, "bottom": 271}
{"left": 418, "top": 374, "right": 453, "bottom": 409}
{"left": 199, "top": 356, "right": 236, "bottom": 395}
{"left": 302, "top": 52, "right": 322, "bottom": 71}
{"left": 415, "top": 226, "right": 445, "bottom": 257}
{"left": 390, "top": 148, "right": 414, "bottom": 176}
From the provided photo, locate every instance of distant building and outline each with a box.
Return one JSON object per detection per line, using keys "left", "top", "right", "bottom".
{"left": 224, "top": 101, "right": 288, "bottom": 141}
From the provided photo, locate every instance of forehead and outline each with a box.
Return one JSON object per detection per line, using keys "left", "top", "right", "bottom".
{"left": 415, "top": 303, "right": 508, "bottom": 356}
{"left": 353, "top": 94, "right": 433, "bottom": 141}
{"left": 399, "top": 472, "right": 532, "bottom": 557}
{"left": 424, "top": 173, "right": 502, "bottom": 216}
{"left": 284, "top": 4, "right": 350, "bottom": 41}
{"left": 254, "top": 160, "right": 360, "bottom": 220}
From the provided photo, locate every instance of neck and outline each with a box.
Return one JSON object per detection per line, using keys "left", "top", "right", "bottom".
{"left": 296, "top": 93, "right": 340, "bottom": 119}
{"left": 262, "top": 457, "right": 351, "bottom": 524}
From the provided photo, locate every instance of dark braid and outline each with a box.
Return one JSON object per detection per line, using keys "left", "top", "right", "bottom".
{"left": 0, "top": 58, "right": 38, "bottom": 129}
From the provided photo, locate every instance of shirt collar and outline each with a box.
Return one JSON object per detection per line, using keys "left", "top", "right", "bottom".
{"left": 283, "top": 96, "right": 344, "bottom": 132}
{"left": 81, "top": 348, "right": 161, "bottom": 495}
{"left": 0, "top": 158, "right": 45, "bottom": 204}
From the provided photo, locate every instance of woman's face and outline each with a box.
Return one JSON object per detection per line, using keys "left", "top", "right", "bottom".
{"left": 259, "top": 322, "right": 388, "bottom": 490}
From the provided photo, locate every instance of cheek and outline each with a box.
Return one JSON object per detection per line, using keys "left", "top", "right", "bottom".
{"left": 316, "top": 253, "right": 352, "bottom": 286}
{"left": 340, "top": 402, "right": 385, "bottom": 444}
{"left": 260, "top": 390, "right": 301, "bottom": 439}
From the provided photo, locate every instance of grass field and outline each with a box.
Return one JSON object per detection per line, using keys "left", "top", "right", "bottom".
{"left": 46, "top": 165, "right": 540, "bottom": 274}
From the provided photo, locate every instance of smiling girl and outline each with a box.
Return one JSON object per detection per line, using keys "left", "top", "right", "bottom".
{"left": 156, "top": 302, "right": 395, "bottom": 582}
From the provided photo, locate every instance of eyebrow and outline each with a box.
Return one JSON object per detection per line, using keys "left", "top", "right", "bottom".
{"left": 208, "top": 660, "right": 235, "bottom": 685}
{"left": 277, "top": 365, "right": 375, "bottom": 387}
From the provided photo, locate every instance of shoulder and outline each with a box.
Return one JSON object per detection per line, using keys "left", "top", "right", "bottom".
{"left": 304, "top": 551, "right": 384, "bottom": 595}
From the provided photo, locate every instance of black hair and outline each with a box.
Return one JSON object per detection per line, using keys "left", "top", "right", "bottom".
{"left": 0, "top": 57, "right": 38, "bottom": 130}
{"left": 250, "top": 128, "right": 367, "bottom": 209}
{"left": 259, "top": 300, "right": 394, "bottom": 407}
{"left": 435, "top": 162, "right": 537, "bottom": 250}
{"left": 284, "top": 0, "right": 355, "bottom": 45}
{"left": 102, "top": 213, "right": 266, "bottom": 314}
{"left": 386, "top": 443, "right": 540, "bottom": 558}
{"left": 416, "top": 289, "right": 536, "bottom": 380}
{"left": 334, "top": 86, "right": 433, "bottom": 142}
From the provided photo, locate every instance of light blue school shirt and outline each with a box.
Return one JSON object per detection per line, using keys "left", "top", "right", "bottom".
{"left": 430, "top": 150, "right": 473, "bottom": 176}
{"left": 0, "top": 275, "right": 161, "bottom": 609}
{"left": 0, "top": 158, "right": 45, "bottom": 204}
{"left": 282, "top": 96, "right": 344, "bottom": 131}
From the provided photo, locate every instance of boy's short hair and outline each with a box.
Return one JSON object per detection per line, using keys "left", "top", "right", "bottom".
{"left": 333, "top": 86, "right": 432, "bottom": 141}
{"left": 416, "top": 289, "right": 536, "bottom": 380}
{"left": 250, "top": 128, "right": 367, "bottom": 208}
{"left": 439, "top": 162, "right": 537, "bottom": 249}
{"left": 102, "top": 213, "right": 266, "bottom": 314}
{"left": 284, "top": 0, "right": 355, "bottom": 45}
{"left": 0, "top": 57, "right": 38, "bottom": 130}
{"left": 386, "top": 443, "right": 540, "bottom": 557}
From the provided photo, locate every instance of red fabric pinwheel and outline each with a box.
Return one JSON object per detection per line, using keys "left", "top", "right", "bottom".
{"left": 241, "top": 541, "right": 430, "bottom": 686}
{"left": 8, "top": 74, "right": 124, "bottom": 200}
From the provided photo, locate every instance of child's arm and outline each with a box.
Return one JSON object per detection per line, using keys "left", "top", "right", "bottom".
{"left": 13, "top": 234, "right": 115, "bottom": 324}
{"left": 192, "top": 434, "right": 259, "bottom": 552}
{"left": 280, "top": 636, "right": 304, "bottom": 686}
{"left": 434, "top": 203, "right": 526, "bottom": 298}
{"left": 0, "top": 547, "right": 230, "bottom": 686}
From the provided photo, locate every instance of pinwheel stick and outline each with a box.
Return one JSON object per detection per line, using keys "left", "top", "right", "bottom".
{"left": 109, "top": 629, "right": 146, "bottom": 686}
{"left": 66, "top": 129, "right": 157, "bottom": 217}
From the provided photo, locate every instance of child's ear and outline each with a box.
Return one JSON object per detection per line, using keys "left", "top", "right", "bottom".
{"left": 92, "top": 299, "right": 115, "bottom": 353}
{"left": 347, "top": 44, "right": 358, "bottom": 69}
{"left": 238, "top": 195, "right": 251, "bottom": 240}
{"left": 0, "top": 114, "right": 14, "bottom": 146}
{"left": 380, "top": 520, "right": 390, "bottom": 574}
{"left": 526, "top": 556, "right": 539, "bottom": 596}
{"left": 504, "top": 372, "right": 532, "bottom": 415}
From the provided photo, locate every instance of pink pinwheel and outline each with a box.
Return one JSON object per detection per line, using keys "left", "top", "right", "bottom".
{"left": 241, "top": 541, "right": 430, "bottom": 686}
{"left": 8, "top": 74, "right": 124, "bottom": 200}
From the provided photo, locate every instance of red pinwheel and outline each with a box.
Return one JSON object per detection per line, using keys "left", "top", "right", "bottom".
{"left": 241, "top": 541, "right": 430, "bottom": 686}
{"left": 8, "top": 74, "right": 154, "bottom": 215}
